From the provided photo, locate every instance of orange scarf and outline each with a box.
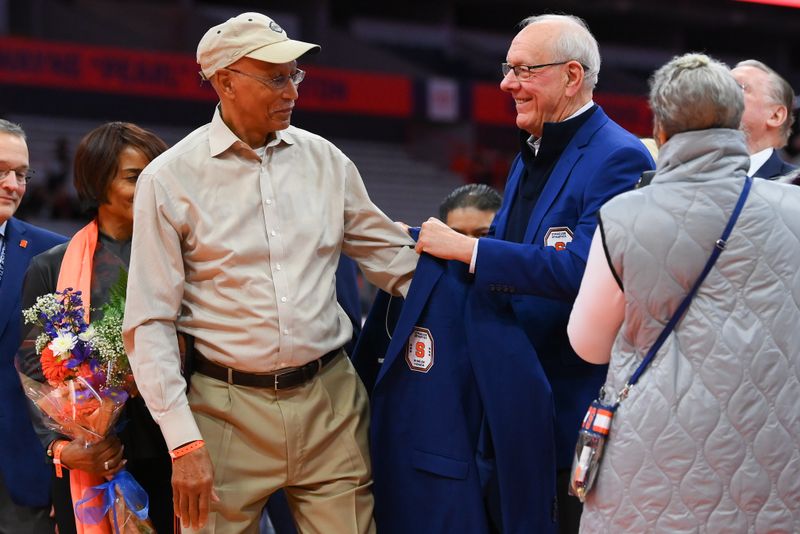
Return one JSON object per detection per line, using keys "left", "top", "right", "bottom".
{"left": 56, "top": 219, "right": 111, "bottom": 534}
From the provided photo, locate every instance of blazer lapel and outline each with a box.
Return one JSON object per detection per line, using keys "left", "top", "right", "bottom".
{"left": 493, "top": 155, "right": 524, "bottom": 240}
{"left": 374, "top": 253, "right": 444, "bottom": 387}
{"left": 522, "top": 107, "right": 609, "bottom": 244}
{"left": 754, "top": 150, "right": 780, "bottom": 179}
{"left": 0, "top": 219, "right": 30, "bottom": 336}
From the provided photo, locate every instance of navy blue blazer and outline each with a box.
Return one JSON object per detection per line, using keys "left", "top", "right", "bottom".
{"left": 335, "top": 255, "right": 362, "bottom": 355}
{"left": 753, "top": 149, "right": 797, "bottom": 179}
{"left": 475, "top": 106, "right": 654, "bottom": 468}
{"left": 0, "top": 218, "right": 66, "bottom": 507}
{"left": 353, "top": 252, "right": 557, "bottom": 534}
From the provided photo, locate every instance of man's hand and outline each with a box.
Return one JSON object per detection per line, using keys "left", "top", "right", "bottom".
{"left": 172, "top": 445, "right": 219, "bottom": 530}
{"left": 416, "top": 217, "right": 476, "bottom": 264}
{"left": 60, "top": 435, "right": 125, "bottom": 477}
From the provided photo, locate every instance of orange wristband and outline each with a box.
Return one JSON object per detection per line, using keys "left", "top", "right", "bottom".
{"left": 169, "top": 440, "right": 205, "bottom": 461}
{"left": 53, "top": 441, "right": 69, "bottom": 478}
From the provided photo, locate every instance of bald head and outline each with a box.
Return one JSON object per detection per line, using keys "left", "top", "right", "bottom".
{"left": 519, "top": 14, "right": 601, "bottom": 90}
{"left": 731, "top": 60, "right": 795, "bottom": 153}
{"left": 500, "top": 14, "right": 600, "bottom": 136}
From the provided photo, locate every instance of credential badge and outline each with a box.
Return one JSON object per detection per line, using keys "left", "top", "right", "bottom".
{"left": 405, "top": 327, "right": 434, "bottom": 373}
{"left": 544, "top": 226, "right": 574, "bottom": 251}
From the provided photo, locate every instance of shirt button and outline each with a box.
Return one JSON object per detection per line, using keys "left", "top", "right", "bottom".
{"left": 276, "top": 264, "right": 282, "bottom": 270}
{"left": 281, "top": 296, "right": 288, "bottom": 303}
{"left": 265, "top": 199, "right": 272, "bottom": 206}
{"left": 271, "top": 230, "right": 277, "bottom": 236}
{"left": 283, "top": 329, "right": 289, "bottom": 335}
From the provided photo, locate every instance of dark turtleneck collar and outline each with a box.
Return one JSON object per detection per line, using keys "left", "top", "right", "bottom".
{"left": 504, "top": 104, "right": 597, "bottom": 243}
{"left": 521, "top": 104, "right": 598, "bottom": 165}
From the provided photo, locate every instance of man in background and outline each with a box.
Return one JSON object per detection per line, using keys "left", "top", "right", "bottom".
{"left": 0, "top": 118, "right": 66, "bottom": 532}
{"left": 415, "top": 14, "right": 654, "bottom": 533}
{"left": 731, "top": 59, "right": 797, "bottom": 179}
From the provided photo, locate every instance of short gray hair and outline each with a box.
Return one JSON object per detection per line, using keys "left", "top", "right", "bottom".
{"left": 735, "top": 59, "right": 796, "bottom": 146}
{"left": 0, "top": 118, "right": 26, "bottom": 140}
{"left": 520, "top": 14, "right": 601, "bottom": 90}
{"left": 649, "top": 53, "right": 743, "bottom": 138}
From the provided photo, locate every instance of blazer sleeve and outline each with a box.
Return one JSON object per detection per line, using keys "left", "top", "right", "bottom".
{"left": 18, "top": 250, "right": 65, "bottom": 450}
{"left": 474, "top": 144, "right": 653, "bottom": 301}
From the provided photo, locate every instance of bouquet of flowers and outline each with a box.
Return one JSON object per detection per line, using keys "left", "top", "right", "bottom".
{"left": 17, "top": 273, "right": 155, "bottom": 534}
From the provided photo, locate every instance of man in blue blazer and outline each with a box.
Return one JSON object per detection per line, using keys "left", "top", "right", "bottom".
{"left": 353, "top": 247, "right": 557, "bottom": 534}
{"left": 0, "top": 119, "right": 67, "bottom": 530}
{"left": 732, "top": 60, "right": 797, "bottom": 180}
{"left": 416, "top": 15, "right": 654, "bottom": 533}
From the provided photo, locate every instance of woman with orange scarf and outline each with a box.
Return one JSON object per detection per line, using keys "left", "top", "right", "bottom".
{"left": 19, "top": 123, "right": 174, "bottom": 533}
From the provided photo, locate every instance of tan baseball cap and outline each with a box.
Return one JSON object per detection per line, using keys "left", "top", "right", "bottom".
{"left": 197, "top": 12, "right": 320, "bottom": 79}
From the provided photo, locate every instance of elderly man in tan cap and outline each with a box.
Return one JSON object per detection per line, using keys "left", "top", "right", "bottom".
{"left": 123, "top": 12, "right": 418, "bottom": 533}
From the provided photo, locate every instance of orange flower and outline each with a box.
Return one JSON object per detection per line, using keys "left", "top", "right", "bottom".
{"left": 40, "top": 346, "right": 72, "bottom": 386}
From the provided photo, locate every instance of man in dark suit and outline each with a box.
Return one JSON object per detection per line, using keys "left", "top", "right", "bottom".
{"left": 732, "top": 60, "right": 797, "bottom": 179}
{"left": 416, "top": 14, "right": 654, "bottom": 533}
{"left": 0, "top": 118, "right": 66, "bottom": 532}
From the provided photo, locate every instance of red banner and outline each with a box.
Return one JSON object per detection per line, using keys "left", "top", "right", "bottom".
{"left": 472, "top": 82, "right": 516, "bottom": 126}
{"left": 471, "top": 81, "right": 653, "bottom": 136}
{"left": 594, "top": 94, "right": 653, "bottom": 137}
{"left": 0, "top": 37, "right": 212, "bottom": 100}
{"left": 0, "top": 37, "right": 412, "bottom": 117}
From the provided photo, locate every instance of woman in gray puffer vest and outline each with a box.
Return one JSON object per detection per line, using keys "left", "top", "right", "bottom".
{"left": 567, "top": 53, "right": 800, "bottom": 533}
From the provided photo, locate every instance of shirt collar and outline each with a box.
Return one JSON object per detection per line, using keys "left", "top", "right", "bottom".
{"left": 526, "top": 100, "right": 595, "bottom": 155}
{"left": 0, "top": 221, "right": 7, "bottom": 239}
{"left": 748, "top": 147, "right": 773, "bottom": 177}
{"left": 208, "top": 106, "right": 295, "bottom": 160}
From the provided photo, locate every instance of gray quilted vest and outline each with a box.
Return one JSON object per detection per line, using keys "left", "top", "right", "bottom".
{"left": 579, "top": 129, "right": 800, "bottom": 534}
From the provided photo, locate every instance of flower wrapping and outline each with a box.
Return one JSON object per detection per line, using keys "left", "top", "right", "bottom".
{"left": 18, "top": 282, "right": 154, "bottom": 534}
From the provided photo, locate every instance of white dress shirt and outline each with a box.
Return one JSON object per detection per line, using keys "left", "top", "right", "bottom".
{"left": 123, "top": 109, "right": 418, "bottom": 449}
{"left": 747, "top": 147, "right": 773, "bottom": 177}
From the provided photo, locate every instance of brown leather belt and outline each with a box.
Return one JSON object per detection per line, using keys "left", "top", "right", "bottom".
{"left": 194, "top": 349, "right": 342, "bottom": 390}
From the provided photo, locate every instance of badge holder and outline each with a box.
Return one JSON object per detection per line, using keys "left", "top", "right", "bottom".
{"left": 568, "top": 176, "right": 752, "bottom": 503}
{"left": 569, "top": 396, "right": 616, "bottom": 501}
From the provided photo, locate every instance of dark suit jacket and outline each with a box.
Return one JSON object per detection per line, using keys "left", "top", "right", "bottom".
{"left": 476, "top": 106, "right": 655, "bottom": 468}
{"left": 335, "top": 255, "right": 362, "bottom": 355}
{"left": 354, "top": 253, "right": 557, "bottom": 534}
{"left": 753, "top": 148, "right": 797, "bottom": 179}
{"left": 0, "top": 217, "right": 65, "bottom": 507}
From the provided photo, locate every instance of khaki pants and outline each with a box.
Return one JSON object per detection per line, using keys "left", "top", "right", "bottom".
{"left": 185, "top": 352, "right": 375, "bottom": 534}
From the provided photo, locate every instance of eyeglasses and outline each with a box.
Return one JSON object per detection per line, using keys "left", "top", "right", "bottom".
{"left": 224, "top": 67, "right": 306, "bottom": 90}
{"left": 0, "top": 167, "right": 33, "bottom": 186}
{"left": 501, "top": 61, "right": 587, "bottom": 81}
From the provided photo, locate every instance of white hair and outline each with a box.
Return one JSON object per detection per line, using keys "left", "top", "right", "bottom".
{"left": 0, "top": 118, "right": 26, "bottom": 139}
{"left": 735, "top": 59, "right": 796, "bottom": 146}
{"left": 520, "top": 14, "right": 601, "bottom": 90}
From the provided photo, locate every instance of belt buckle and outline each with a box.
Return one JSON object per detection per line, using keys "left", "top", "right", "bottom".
{"left": 273, "top": 367, "right": 294, "bottom": 390}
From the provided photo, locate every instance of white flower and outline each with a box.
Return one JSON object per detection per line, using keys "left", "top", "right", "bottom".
{"left": 78, "top": 325, "right": 96, "bottom": 343}
{"left": 50, "top": 331, "right": 78, "bottom": 357}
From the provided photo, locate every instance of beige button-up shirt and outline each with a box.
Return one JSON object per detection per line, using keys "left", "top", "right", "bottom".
{"left": 123, "top": 109, "right": 418, "bottom": 449}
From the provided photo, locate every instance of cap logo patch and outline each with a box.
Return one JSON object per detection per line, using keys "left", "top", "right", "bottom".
{"left": 269, "top": 21, "right": 284, "bottom": 33}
